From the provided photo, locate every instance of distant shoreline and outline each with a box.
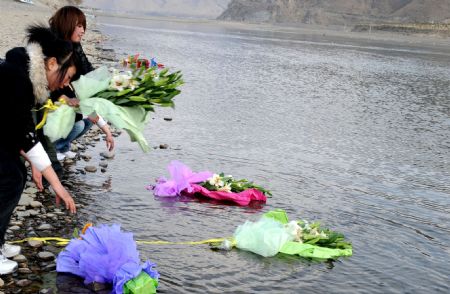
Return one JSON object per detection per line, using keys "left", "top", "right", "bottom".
{"left": 84, "top": 8, "right": 450, "bottom": 57}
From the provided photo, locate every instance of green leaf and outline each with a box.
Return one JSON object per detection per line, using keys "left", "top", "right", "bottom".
{"left": 129, "top": 96, "right": 147, "bottom": 102}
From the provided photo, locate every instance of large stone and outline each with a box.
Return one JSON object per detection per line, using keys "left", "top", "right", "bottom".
{"left": 18, "top": 194, "right": 33, "bottom": 206}
{"left": 37, "top": 224, "right": 52, "bottom": 230}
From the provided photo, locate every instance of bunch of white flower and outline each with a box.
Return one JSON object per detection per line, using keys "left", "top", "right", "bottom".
{"left": 207, "top": 174, "right": 232, "bottom": 193}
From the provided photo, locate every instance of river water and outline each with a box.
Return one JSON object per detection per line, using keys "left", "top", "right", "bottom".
{"left": 68, "top": 16, "right": 450, "bottom": 293}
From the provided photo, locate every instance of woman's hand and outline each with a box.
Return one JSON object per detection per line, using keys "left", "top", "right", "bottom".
{"left": 41, "top": 166, "right": 77, "bottom": 214}
{"left": 105, "top": 134, "right": 115, "bottom": 151}
{"left": 31, "top": 165, "right": 44, "bottom": 191}
{"left": 60, "top": 95, "right": 80, "bottom": 107}
{"left": 100, "top": 124, "right": 115, "bottom": 151}
{"left": 53, "top": 185, "right": 77, "bottom": 214}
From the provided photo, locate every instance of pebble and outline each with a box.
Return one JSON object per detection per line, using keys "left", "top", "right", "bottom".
{"left": 28, "top": 240, "right": 44, "bottom": 248}
{"left": 37, "top": 252, "right": 55, "bottom": 261}
{"left": 64, "top": 159, "right": 75, "bottom": 164}
{"left": 43, "top": 263, "right": 56, "bottom": 271}
{"left": 16, "top": 211, "right": 31, "bottom": 218}
{"left": 100, "top": 151, "right": 115, "bottom": 159}
{"left": 159, "top": 144, "right": 169, "bottom": 149}
{"left": 9, "top": 225, "right": 20, "bottom": 231}
{"left": 30, "top": 201, "right": 43, "bottom": 208}
{"left": 18, "top": 268, "right": 32, "bottom": 274}
{"left": 16, "top": 279, "right": 32, "bottom": 287}
{"left": 13, "top": 255, "right": 27, "bottom": 263}
{"left": 84, "top": 165, "right": 98, "bottom": 173}
{"left": 37, "top": 224, "right": 52, "bottom": 230}
{"left": 28, "top": 210, "right": 39, "bottom": 216}
{"left": 163, "top": 117, "right": 173, "bottom": 121}
{"left": 101, "top": 168, "right": 107, "bottom": 173}
{"left": 0, "top": 278, "right": 3, "bottom": 287}
{"left": 18, "top": 194, "right": 33, "bottom": 206}
{"left": 24, "top": 187, "right": 38, "bottom": 194}
{"left": 99, "top": 162, "right": 108, "bottom": 168}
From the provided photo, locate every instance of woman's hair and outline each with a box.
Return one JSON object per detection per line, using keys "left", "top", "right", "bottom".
{"left": 27, "top": 25, "right": 74, "bottom": 83}
{"left": 49, "top": 6, "right": 87, "bottom": 41}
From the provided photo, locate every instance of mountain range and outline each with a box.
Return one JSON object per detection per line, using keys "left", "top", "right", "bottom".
{"left": 218, "top": 0, "right": 450, "bottom": 25}
{"left": 82, "top": 0, "right": 230, "bottom": 18}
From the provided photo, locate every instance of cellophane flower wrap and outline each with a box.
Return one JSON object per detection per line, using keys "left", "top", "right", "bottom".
{"left": 43, "top": 56, "right": 183, "bottom": 152}
{"left": 228, "top": 209, "right": 353, "bottom": 259}
{"left": 56, "top": 224, "right": 159, "bottom": 294}
{"left": 148, "top": 161, "right": 269, "bottom": 206}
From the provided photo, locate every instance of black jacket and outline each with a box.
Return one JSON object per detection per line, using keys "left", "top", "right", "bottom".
{"left": 0, "top": 44, "right": 49, "bottom": 158}
{"left": 73, "top": 42, "right": 94, "bottom": 78}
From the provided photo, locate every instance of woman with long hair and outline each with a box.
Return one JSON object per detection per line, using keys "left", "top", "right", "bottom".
{"left": 49, "top": 6, "right": 114, "bottom": 161}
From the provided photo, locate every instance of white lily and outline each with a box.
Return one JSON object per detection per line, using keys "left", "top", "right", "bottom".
{"left": 208, "top": 174, "right": 224, "bottom": 187}
{"left": 217, "top": 184, "right": 232, "bottom": 193}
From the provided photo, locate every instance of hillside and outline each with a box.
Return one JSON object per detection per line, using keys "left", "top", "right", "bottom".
{"left": 82, "top": 0, "right": 230, "bottom": 18}
{"left": 218, "top": 0, "right": 450, "bottom": 25}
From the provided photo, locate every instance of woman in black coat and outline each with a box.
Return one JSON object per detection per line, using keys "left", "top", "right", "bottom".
{"left": 0, "top": 26, "right": 77, "bottom": 275}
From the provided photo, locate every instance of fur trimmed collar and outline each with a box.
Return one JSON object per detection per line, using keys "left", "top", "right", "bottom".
{"left": 26, "top": 43, "right": 49, "bottom": 104}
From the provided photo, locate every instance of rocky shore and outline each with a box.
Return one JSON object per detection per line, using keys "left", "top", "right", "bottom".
{"left": 0, "top": 1, "right": 119, "bottom": 293}
{"left": 1, "top": 126, "right": 122, "bottom": 294}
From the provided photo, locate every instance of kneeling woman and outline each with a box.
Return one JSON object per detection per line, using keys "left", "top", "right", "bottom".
{"left": 0, "top": 26, "right": 77, "bottom": 275}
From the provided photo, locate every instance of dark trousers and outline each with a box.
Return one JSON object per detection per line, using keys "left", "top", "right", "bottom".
{"left": 0, "top": 150, "right": 26, "bottom": 246}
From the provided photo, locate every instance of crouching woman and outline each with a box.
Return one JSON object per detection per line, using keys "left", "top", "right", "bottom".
{"left": 0, "top": 26, "right": 77, "bottom": 275}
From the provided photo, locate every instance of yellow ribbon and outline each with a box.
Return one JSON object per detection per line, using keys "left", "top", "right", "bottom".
{"left": 34, "top": 98, "right": 67, "bottom": 130}
{"left": 8, "top": 237, "right": 233, "bottom": 247}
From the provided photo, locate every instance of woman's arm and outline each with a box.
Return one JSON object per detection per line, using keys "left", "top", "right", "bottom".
{"left": 21, "top": 147, "right": 76, "bottom": 214}
{"left": 88, "top": 114, "right": 115, "bottom": 151}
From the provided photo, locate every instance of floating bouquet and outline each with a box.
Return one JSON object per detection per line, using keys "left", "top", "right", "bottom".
{"left": 215, "top": 209, "right": 352, "bottom": 260}
{"left": 41, "top": 54, "right": 183, "bottom": 152}
{"left": 200, "top": 173, "right": 272, "bottom": 196}
{"left": 147, "top": 160, "right": 269, "bottom": 206}
{"left": 57, "top": 224, "right": 159, "bottom": 294}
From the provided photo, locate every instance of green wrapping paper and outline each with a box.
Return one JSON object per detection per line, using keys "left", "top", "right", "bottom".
{"left": 279, "top": 242, "right": 353, "bottom": 259}
{"left": 232, "top": 209, "right": 352, "bottom": 260}
{"left": 123, "top": 272, "right": 158, "bottom": 294}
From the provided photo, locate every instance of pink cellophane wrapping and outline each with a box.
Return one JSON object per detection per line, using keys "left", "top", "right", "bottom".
{"left": 186, "top": 184, "right": 266, "bottom": 206}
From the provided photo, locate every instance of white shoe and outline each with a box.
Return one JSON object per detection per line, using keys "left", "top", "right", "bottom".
{"left": 0, "top": 254, "right": 18, "bottom": 275}
{"left": 57, "top": 153, "right": 66, "bottom": 161}
{"left": 1, "top": 244, "right": 21, "bottom": 258}
{"left": 63, "top": 151, "right": 77, "bottom": 159}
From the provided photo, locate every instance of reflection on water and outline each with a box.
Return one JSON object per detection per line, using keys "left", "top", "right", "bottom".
{"left": 71, "top": 16, "right": 450, "bottom": 293}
